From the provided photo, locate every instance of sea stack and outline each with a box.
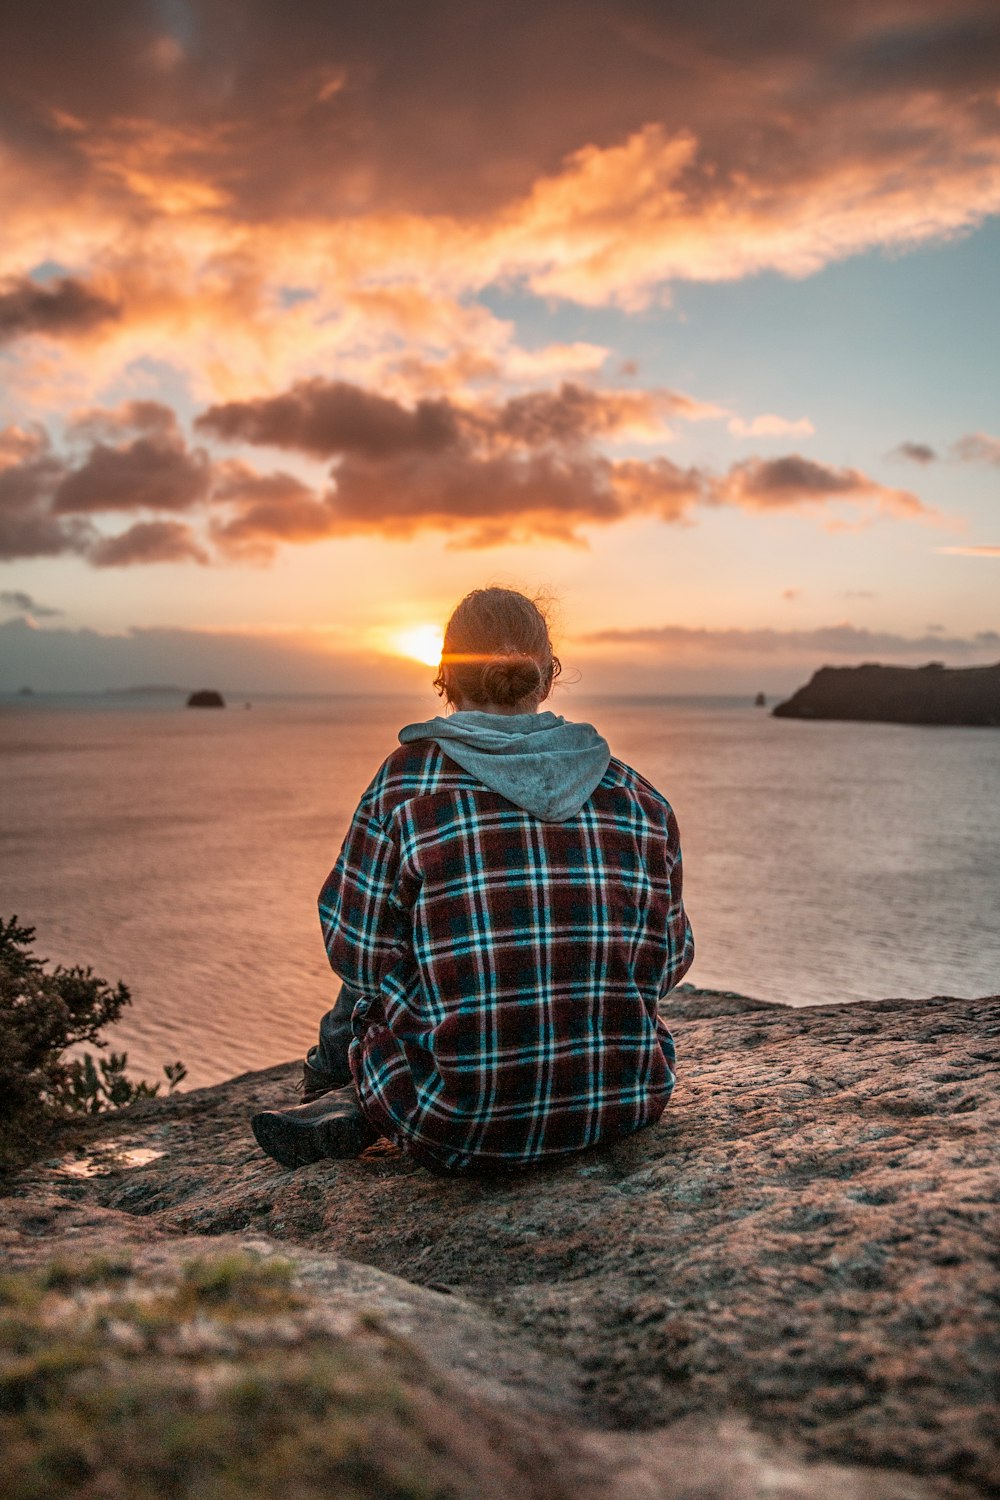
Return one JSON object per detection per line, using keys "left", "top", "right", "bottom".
{"left": 186, "top": 689, "right": 226, "bottom": 708}
{"left": 773, "top": 661, "right": 1000, "bottom": 726}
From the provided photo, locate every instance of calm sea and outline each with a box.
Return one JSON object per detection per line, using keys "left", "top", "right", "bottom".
{"left": 2, "top": 690, "right": 999, "bottom": 1089}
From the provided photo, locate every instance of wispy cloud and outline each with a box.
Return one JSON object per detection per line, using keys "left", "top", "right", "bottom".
{"left": 951, "top": 433, "right": 1000, "bottom": 466}
{"left": 892, "top": 433, "right": 1000, "bottom": 466}
{"left": 936, "top": 545, "right": 1000, "bottom": 557}
{"left": 0, "top": 589, "right": 63, "bottom": 617}
{"left": 729, "top": 415, "right": 815, "bottom": 439}
{"left": 891, "top": 441, "right": 939, "bottom": 464}
{"left": 6, "top": 610, "right": 996, "bottom": 696}
{"left": 0, "top": 615, "right": 425, "bottom": 695}
{"left": 89, "top": 521, "right": 209, "bottom": 567}
{"left": 578, "top": 622, "right": 1000, "bottom": 659}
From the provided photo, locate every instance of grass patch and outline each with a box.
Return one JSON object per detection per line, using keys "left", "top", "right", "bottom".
{"left": 0, "top": 1252, "right": 519, "bottom": 1500}
{"left": 180, "top": 1253, "right": 297, "bottom": 1311}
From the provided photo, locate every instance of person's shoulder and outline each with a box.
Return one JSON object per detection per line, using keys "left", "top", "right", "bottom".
{"left": 359, "top": 740, "right": 458, "bottom": 820}
{"left": 602, "top": 755, "right": 676, "bottom": 818}
{"left": 363, "top": 739, "right": 440, "bottom": 798}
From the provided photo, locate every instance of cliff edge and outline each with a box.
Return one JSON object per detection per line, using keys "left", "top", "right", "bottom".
{"left": 772, "top": 662, "right": 1000, "bottom": 726}
{"left": 3, "top": 988, "right": 998, "bottom": 1499}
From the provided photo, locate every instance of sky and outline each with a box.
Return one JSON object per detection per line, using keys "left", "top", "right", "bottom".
{"left": 1, "top": 0, "right": 999, "bottom": 695}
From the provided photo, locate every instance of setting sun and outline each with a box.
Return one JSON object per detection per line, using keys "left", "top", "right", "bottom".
{"left": 393, "top": 624, "right": 445, "bottom": 666}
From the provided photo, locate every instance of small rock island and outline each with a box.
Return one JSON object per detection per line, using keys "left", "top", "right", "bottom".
{"left": 773, "top": 661, "right": 1000, "bottom": 726}
{"left": 186, "top": 689, "right": 226, "bottom": 708}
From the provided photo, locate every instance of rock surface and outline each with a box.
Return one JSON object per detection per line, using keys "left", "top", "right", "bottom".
{"left": 186, "top": 688, "right": 226, "bottom": 708}
{"left": 3, "top": 986, "right": 998, "bottom": 1498}
{"left": 772, "top": 662, "right": 1000, "bottom": 726}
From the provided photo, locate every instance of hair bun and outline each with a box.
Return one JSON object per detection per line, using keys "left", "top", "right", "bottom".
{"left": 433, "top": 587, "right": 560, "bottom": 708}
{"left": 479, "top": 654, "right": 542, "bottom": 707}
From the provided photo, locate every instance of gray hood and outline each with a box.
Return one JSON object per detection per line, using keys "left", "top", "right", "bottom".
{"left": 398, "top": 710, "right": 611, "bottom": 822}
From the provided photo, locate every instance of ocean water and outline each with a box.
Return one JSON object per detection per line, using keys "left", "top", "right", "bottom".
{"left": 2, "top": 690, "right": 999, "bottom": 1089}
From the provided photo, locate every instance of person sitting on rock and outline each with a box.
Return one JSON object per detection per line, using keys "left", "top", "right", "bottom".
{"left": 251, "top": 586, "right": 694, "bottom": 1174}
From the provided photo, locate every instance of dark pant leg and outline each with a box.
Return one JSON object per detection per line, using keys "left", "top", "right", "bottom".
{"left": 657, "top": 1023, "right": 676, "bottom": 1066}
{"left": 307, "top": 982, "right": 363, "bottom": 1085}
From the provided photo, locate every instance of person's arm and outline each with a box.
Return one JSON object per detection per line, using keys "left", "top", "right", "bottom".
{"left": 318, "top": 801, "right": 407, "bottom": 995}
{"left": 659, "top": 808, "right": 695, "bottom": 997}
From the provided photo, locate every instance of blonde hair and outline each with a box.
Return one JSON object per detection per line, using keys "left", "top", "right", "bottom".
{"left": 433, "top": 587, "right": 562, "bottom": 708}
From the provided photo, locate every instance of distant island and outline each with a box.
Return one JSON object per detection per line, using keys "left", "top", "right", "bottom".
{"left": 186, "top": 689, "right": 226, "bottom": 708}
{"left": 773, "top": 661, "right": 1000, "bottom": 726}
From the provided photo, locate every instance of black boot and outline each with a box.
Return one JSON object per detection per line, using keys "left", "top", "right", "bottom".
{"left": 301, "top": 1048, "right": 351, "bottom": 1101}
{"left": 251, "top": 1086, "right": 378, "bottom": 1168}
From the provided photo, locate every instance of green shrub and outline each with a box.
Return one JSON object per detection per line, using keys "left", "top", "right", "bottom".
{"left": 0, "top": 916, "right": 186, "bottom": 1171}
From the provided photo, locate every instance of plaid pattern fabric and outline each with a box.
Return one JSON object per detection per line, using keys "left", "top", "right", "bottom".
{"left": 318, "top": 739, "right": 693, "bottom": 1172}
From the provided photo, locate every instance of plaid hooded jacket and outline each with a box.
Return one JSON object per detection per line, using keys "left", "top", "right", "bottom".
{"left": 318, "top": 731, "right": 694, "bottom": 1172}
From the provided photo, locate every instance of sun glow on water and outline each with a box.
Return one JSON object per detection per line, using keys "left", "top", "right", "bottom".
{"left": 393, "top": 623, "right": 445, "bottom": 666}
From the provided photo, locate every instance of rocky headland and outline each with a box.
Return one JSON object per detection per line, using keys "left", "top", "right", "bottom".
{"left": 772, "top": 663, "right": 1000, "bottom": 726}
{"left": 2, "top": 987, "right": 998, "bottom": 1499}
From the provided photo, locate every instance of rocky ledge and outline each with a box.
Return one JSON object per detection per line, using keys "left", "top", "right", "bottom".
{"left": 2, "top": 988, "right": 998, "bottom": 1499}
{"left": 772, "top": 662, "right": 1000, "bottom": 726}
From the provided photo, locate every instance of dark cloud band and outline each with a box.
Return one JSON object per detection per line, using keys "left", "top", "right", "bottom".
{"left": 0, "top": 276, "right": 119, "bottom": 346}
{"left": 0, "top": 376, "right": 934, "bottom": 563}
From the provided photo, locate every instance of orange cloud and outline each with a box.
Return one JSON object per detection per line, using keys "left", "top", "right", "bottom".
{"left": 0, "top": 377, "right": 939, "bottom": 563}
{"left": 209, "top": 463, "right": 336, "bottom": 558}
{"left": 493, "top": 113, "right": 1000, "bottom": 307}
{"left": 52, "top": 428, "right": 212, "bottom": 515}
{"left": 196, "top": 378, "right": 710, "bottom": 461}
{"left": 197, "top": 380, "right": 463, "bottom": 460}
{"left": 715, "top": 455, "right": 932, "bottom": 524}
{"left": 89, "top": 520, "right": 209, "bottom": 567}
{"left": 0, "top": 2, "right": 998, "bottom": 413}
{"left": 67, "top": 399, "right": 183, "bottom": 440}
{"left": 194, "top": 380, "right": 716, "bottom": 547}
{"left": 0, "top": 424, "right": 90, "bottom": 559}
